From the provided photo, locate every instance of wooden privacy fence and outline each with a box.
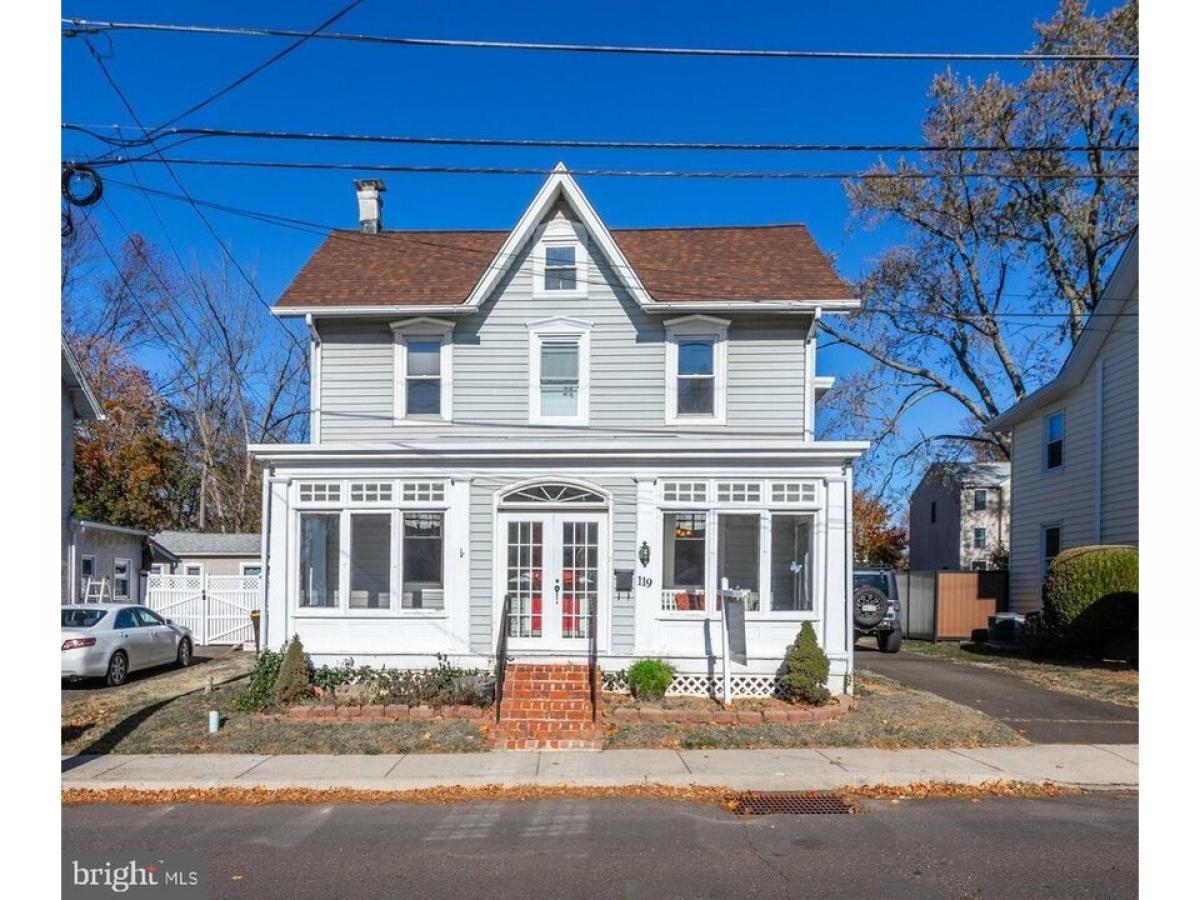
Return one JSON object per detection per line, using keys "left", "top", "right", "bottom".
{"left": 145, "top": 573, "right": 261, "bottom": 645}
{"left": 896, "top": 570, "right": 1007, "bottom": 641}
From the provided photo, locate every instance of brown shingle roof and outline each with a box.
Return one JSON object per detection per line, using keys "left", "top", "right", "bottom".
{"left": 275, "top": 223, "right": 848, "bottom": 308}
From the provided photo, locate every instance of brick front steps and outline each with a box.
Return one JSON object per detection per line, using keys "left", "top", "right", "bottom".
{"left": 603, "top": 695, "right": 852, "bottom": 725}
{"left": 491, "top": 663, "right": 603, "bottom": 751}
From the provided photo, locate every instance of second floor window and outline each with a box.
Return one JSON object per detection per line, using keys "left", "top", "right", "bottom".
{"left": 539, "top": 340, "right": 581, "bottom": 417}
{"left": 405, "top": 339, "right": 442, "bottom": 416}
{"left": 677, "top": 339, "right": 716, "bottom": 415}
{"left": 974, "top": 489, "right": 987, "bottom": 511}
{"left": 973, "top": 527, "right": 986, "bottom": 549}
{"left": 1045, "top": 411, "right": 1064, "bottom": 470}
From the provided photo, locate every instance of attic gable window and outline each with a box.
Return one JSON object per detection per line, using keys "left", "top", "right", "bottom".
{"left": 544, "top": 245, "right": 577, "bottom": 291}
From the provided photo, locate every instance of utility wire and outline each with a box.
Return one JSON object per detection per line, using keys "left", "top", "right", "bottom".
{"left": 61, "top": 18, "right": 1139, "bottom": 62}
{"left": 82, "top": 156, "right": 1140, "bottom": 181}
{"left": 81, "top": 36, "right": 307, "bottom": 355}
{"left": 63, "top": 123, "right": 1138, "bottom": 155}
{"left": 101, "top": 175, "right": 1137, "bottom": 322}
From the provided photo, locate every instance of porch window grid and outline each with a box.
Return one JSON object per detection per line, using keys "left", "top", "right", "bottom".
{"left": 716, "top": 481, "right": 763, "bottom": 503}
{"left": 661, "top": 481, "right": 708, "bottom": 504}
{"left": 298, "top": 482, "right": 342, "bottom": 503}
{"left": 769, "top": 481, "right": 818, "bottom": 505}
{"left": 402, "top": 481, "right": 447, "bottom": 503}
{"left": 349, "top": 481, "right": 394, "bottom": 503}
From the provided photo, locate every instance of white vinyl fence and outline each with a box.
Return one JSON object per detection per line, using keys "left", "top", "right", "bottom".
{"left": 145, "top": 573, "right": 261, "bottom": 645}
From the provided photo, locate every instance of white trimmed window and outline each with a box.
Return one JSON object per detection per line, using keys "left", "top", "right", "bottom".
{"left": 1044, "top": 410, "right": 1065, "bottom": 470}
{"left": 662, "top": 481, "right": 708, "bottom": 503}
{"left": 401, "top": 481, "right": 447, "bottom": 503}
{"left": 113, "top": 558, "right": 131, "bottom": 600}
{"left": 533, "top": 220, "right": 588, "bottom": 298}
{"left": 350, "top": 481, "right": 394, "bottom": 503}
{"left": 240, "top": 563, "right": 263, "bottom": 577}
{"left": 298, "top": 482, "right": 341, "bottom": 504}
{"left": 391, "top": 318, "right": 454, "bottom": 422}
{"left": 184, "top": 564, "right": 204, "bottom": 577}
{"left": 528, "top": 319, "right": 591, "bottom": 425}
{"left": 665, "top": 316, "right": 728, "bottom": 424}
{"left": 771, "top": 481, "right": 818, "bottom": 504}
{"left": 717, "top": 481, "right": 762, "bottom": 503}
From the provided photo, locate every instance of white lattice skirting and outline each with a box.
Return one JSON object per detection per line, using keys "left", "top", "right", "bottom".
{"left": 603, "top": 670, "right": 782, "bottom": 698}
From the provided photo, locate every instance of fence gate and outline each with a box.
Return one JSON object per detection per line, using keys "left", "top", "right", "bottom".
{"left": 896, "top": 570, "right": 1007, "bottom": 641}
{"left": 145, "top": 573, "right": 261, "bottom": 646}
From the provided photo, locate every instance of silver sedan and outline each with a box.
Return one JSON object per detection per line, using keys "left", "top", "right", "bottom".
{"left": 61, "top": 604, "right": 194, "bottom": 686}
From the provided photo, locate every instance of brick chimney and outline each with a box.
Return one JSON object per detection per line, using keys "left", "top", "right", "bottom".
{"left": 354, "top": 179, "right": 386, "bottom": 234}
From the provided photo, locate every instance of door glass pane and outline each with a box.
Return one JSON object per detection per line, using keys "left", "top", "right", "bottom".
{"left": 770, "top": 514, "right": 812, "bottom": 612}
{"left": 299, "top": 513, "right": 340, "bottom": 607}
{"left": 349, "top": 513, "right": 391, "bottom": 609}
{"left": 402, "top": 513, "right": 444, "bottom": 609}
{"left": 561, "top": 520, "right": 598, "bottom": 639}
{"left": 718, "top": 514, "right": 760, "bottom": 611}
{"left": 662, "top": 513, "right": 706, "bottom": 611}
{"left": 505, "top": 521, "right": 543, "bottom": 637}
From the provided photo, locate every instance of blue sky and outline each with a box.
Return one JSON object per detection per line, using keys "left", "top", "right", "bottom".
{"left": 62, "top": 0, "right": 1102, "bottom": 477}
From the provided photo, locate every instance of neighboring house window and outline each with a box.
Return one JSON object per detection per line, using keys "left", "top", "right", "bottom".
{"left": 299, "top": 513, "right": 340, "bottom": 608}
{"left": 930, "top": 501, "right": 937, "bottom": 524}
{"left": 184, "top": 564, "right": 204, "bottom": 577}
{"left": 973, "top": 489, "right": 988, "bottom": 511}
{"left": 544, "top": 245, "right": 577, "bottom": 291}
{"left": 81, "top": 555, "right": 96, "bottom": 581}
{"left": 392, "top": 319, "right": 454, "bottom": 422}
{"left": 665, "top": 316, "right": 728, "bottom": 425}
{"left": 402, "top": 513, "right": 444, "bottom": 609}
{"left": 973, "top": 527, "right": 987, "bottom": 550}
{"left": 971, "top": 560, "right": 987, "bottom": 571}
{"left": 1045, "top": 411, "right": 1065, "bottom": 470}
{"left": 240, "top": 563, "right": 262, "bottom": 577}
{"left": 1042, "top": 525, "right": 1062, "bottom": 574}
{"left": 150, "top": 563, "right": 170, "bottom": 576}
{"left": 528, "top": 320, "right": 591, "bottom": 425}
{"left": 113, "top": 558, "right": 131, "bottom": 600}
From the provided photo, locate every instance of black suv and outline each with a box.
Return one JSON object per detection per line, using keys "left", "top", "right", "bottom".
{"left": 853, "top": 569, "right": 902, "bottom": 653}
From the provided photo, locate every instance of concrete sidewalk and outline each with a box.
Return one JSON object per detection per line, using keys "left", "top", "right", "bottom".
{"left": 62, "top": 744, "right": 1138, "bottom": 792}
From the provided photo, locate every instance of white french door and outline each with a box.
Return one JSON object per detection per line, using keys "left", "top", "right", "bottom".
{"left": 499, "top": 512, "right": 607, "bottom": 651}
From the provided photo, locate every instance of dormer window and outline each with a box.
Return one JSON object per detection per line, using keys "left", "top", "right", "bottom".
{"left": 544, "top": 245, "right": 577, "bottom": 291}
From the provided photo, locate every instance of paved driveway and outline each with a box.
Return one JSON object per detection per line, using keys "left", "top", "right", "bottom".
{"left": 857, "top": 646, "right": 1138, "bottom": 744}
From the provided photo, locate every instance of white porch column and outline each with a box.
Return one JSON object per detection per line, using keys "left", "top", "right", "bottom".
{"left": 448, "top": 476, "right": 474, "bottom": 654}
{"left": 263, "top": 476, "right": 291, "bottom": 651}
{"left": 823, "top": 474, "right": 852, "bottom": 693}
{"left": 632, "top": 475, "right": 657, "bottom": 655}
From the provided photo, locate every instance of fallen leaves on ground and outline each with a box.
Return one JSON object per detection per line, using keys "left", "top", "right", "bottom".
{"left": 62, "top": 779, "right": 1087, "bottom": 808}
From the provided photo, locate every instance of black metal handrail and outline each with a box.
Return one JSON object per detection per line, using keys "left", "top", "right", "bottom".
{"left": 587, "top": 598, "right": 599, "bottom": 724}
{"left": 495, "top": 593, "right": 512, "bottom": 723}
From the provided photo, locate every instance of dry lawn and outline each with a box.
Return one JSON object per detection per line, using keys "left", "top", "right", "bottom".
{"left": 604, "top": 672, "right": 1025, "bottom": 750}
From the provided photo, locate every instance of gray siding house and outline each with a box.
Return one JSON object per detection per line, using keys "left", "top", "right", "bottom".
{"left": 908, "top": 462, "right": 1010, "bottom": 571}
{"left": 253, "top": 167, "right": 866, "bottom": 695}
{"left": 988, "top": 232, "right": 1138, "bottom": 612}
{"left": 151, "top": 531, "right": 263, "bottom": 577}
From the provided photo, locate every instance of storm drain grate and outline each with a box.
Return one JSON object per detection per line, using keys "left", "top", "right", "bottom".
{"left": 730, "top": 791, "right": 858, "bottom": 816}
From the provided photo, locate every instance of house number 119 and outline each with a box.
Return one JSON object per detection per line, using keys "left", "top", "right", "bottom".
{"left": 637, "top": 575, "right": 654, "bottom": 588}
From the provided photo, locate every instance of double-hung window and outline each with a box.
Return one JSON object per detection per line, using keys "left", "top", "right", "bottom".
{"left": 544, "top": 245, "right": 577, "bottom": 291}
{"left": 529, "top": 320, "right": 591, "bottom": 425}
{"left": 392, "top": 319, "right": 454, "bottom": 422}
{"left": 666, "top": 316, "right": 728, "bottom": 424}
{"left": 1042, "top": 525, "right": 1062, "bottom": 573}
{"left": 973, "top": 489, "right": 988, "bottom": 511}
{"left": 973, "top": 527, "right": 987, "bottom": 550}
{"left": 1044, "top": 411, "right": 1065, "bottom": 470}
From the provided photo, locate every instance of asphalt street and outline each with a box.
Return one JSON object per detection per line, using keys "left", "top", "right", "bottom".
{"left": 857, "top": 646, "right": 1138, "bottom": 743}
{"left": 63, "top": 794, "right": 1137, "bottom": 899}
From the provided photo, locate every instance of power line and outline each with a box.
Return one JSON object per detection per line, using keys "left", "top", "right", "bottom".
{"left": 101, "top": 175, "right": 1137, "bottom": 322}
{"left": 63, "top": 123, "right": 1138, "bottom": 155}
{"left": 83, "top": 156, "right": 1139, "bottom": 181}
{"left": 80, "top": 36, "right": 307, "bottom": 355}
{"left": 61, "top": 18, "right": 1139, "bottom": 63}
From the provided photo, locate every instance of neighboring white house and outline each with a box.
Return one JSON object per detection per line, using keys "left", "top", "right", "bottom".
{"left": 252, "top": 165, "right": 866, "bottom": 697}
{"left": 150, "top": 531, "right": 263, "bottom": 577}
{"left": 988, "top": 231, "right": 1138, "bottom": 613}
{"left": 908, "top": 462, "right": 1010, "bottom": 571}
